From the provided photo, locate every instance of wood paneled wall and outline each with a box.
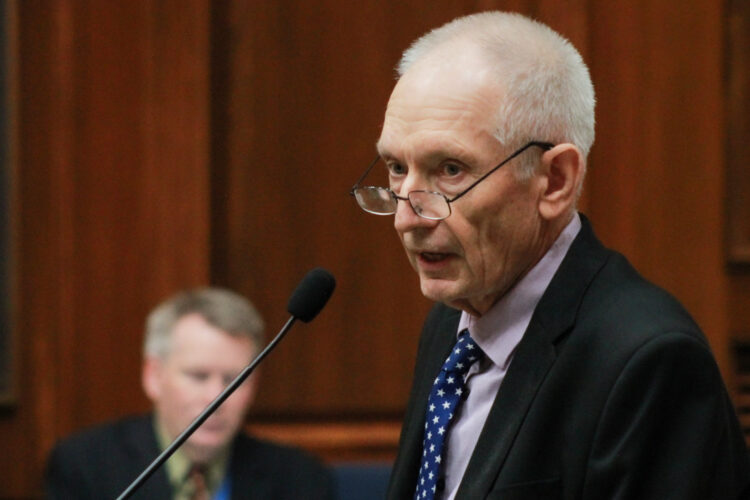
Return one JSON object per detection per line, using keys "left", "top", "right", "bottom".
{"left": 3, "top": 1, "right": 213, "bottom": 496}
{"left": 585, "top": 2, "right": 729, "bottom": 374}
{"left": 728, "top": 0, "right": 750, "bottom": 339}
{"left": 0, "top": 0, "right": 740, "bottom": 497}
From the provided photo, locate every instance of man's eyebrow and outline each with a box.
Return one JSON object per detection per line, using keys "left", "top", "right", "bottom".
{"left": 374, "top": 144, "right": 482, "bottom": 166}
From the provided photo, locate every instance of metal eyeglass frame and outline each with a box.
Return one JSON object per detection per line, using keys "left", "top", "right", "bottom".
{"left": 349, "top": 141, "right": 554, "bottom": 220}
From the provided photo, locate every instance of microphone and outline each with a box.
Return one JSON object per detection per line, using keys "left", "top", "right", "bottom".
{"left": 116, "top": 268, "right": 336, "bottom": 500}
{"left": 288, "top": 267, "right": 336, "bottom": 322}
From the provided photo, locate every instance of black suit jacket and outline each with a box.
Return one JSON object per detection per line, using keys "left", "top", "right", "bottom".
{"left": 45, "top": 414, "right": 336, "bottom": 500}
{"left": 388, "top": 215, "right": 750, "bottom": 500}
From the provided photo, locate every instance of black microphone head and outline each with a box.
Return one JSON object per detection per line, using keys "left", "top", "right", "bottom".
{"left": 287, "top": 268, "right": 336, "bottom": 322}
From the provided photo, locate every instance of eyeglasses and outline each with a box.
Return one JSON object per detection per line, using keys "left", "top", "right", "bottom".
{"left": 349, "top": 141, "right": 554, "bottom": 221}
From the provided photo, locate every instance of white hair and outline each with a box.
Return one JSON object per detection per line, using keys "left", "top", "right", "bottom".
{"left": 397, "top": 11, "right": 595, "bottom": 178}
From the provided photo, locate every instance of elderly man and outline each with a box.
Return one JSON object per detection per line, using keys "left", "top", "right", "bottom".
{"left": 46, "top": 288, "right": 335, "bottom": 499}
{"left": 351, "top": 11, "right": 750, "bottom": 500}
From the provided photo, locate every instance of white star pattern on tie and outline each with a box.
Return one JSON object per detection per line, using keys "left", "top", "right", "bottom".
{"left": 414, "top": 330, "right": 484, "bottom": 500}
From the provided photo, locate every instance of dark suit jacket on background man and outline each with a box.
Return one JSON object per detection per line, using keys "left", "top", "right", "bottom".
{"left": 45, "top": 414, "right": 335, "bottom": 500}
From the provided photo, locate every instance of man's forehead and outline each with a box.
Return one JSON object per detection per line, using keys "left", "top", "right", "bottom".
{"left": 377, "top": 76, "right": 504, "bottom": 159}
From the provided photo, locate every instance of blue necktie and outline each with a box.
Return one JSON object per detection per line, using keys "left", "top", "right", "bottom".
{"left": 414, "top": 330, "right": 484, "bottom": 500}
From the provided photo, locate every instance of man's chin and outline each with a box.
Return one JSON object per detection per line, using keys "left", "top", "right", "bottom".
{"left": 419, "top": 277, "right": 459, "bottom": 305}
{"left": 185, "top": 435, "right": 230, "bottom": 463}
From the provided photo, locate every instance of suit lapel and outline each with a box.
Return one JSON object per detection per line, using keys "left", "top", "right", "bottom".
{"left": 456, "top": 316, "right": 557, "bottom": 498}
{"left": 121, "top": 415, "right": 173, "bottom": 498}
{"left": 456, "top": 215, "right": 609, "bottom": 498}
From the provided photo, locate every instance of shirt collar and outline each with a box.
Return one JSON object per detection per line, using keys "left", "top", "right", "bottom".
{"left": 458, "top": 213, "right": 581, "bottom": 368}
{"left": 153, "top": 415, "right": 231, "bottom": 496}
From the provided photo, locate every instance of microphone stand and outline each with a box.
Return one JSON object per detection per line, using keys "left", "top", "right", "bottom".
{"left": 116, "top": 316, "right": 297, "bottom": 500}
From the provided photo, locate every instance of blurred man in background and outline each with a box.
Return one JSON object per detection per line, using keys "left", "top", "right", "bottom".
{"left": 46, "top": 287, "right": 335, "bottom": 499}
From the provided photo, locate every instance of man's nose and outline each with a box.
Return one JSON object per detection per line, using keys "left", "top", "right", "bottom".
{"left": 203, "top": 377, "right": 225, "bottom": 402}
{"left": 393, "top": 192, "right": 439, "bottom": 233}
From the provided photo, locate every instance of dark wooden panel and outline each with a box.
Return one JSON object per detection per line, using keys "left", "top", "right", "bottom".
{"left": 727, "top": 0, "right": 750, "bottom": 415}
{"left": 0, "top": 0, "right": 17, "bottom": 408}
{"left": 51, "top": 0, "right": 212, "bottom": 431}
{"left": 0, "top": 1, "right": 212, "bottom": 496}
{"left": 727, "top": 0, "right": 750, "bottom": 264}
{"left": 586, "top": 1, "right": 729, "bottom": 372}
{"left": 248, "top": 420, "right": 402, "bottom": 462}
{"left": 4, "top": 3, "right": 78, "bottom": 495}
{"left": 211, "top": 0, "right": 434, "bottom": 418}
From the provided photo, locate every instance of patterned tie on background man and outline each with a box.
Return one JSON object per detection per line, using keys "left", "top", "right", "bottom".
{"left": 187, "top": 464, "right": 210, "bottom": 500}
{"left": 414, "top": 329, "right": 484, "bottom": 500}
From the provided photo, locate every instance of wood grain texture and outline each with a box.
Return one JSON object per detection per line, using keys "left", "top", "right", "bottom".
{"left": 727, "top": 0, "right": 750, "bottom": 264}
{"left": 2, "top": 0, "right": 212, "bottom": 496}
{"left": 586, "top": 1, "right": 730, "bottom": 374}
{"left": 0, "top": 0, "right": 743, "bottom": 496}
{"left": 248, "top": 420, "right": 402, "bottom": 462}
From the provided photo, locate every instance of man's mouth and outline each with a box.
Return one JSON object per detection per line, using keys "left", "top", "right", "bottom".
{"left": 420, "top": 252, "right": 450, "bottom": 262}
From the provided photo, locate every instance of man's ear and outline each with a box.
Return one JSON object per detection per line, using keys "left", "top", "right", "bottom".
{"left": 538, "top": 143, "right": 584, "bottom": 220}
{"left": 141, "top": 356, "right": 162, "bottom": 403}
